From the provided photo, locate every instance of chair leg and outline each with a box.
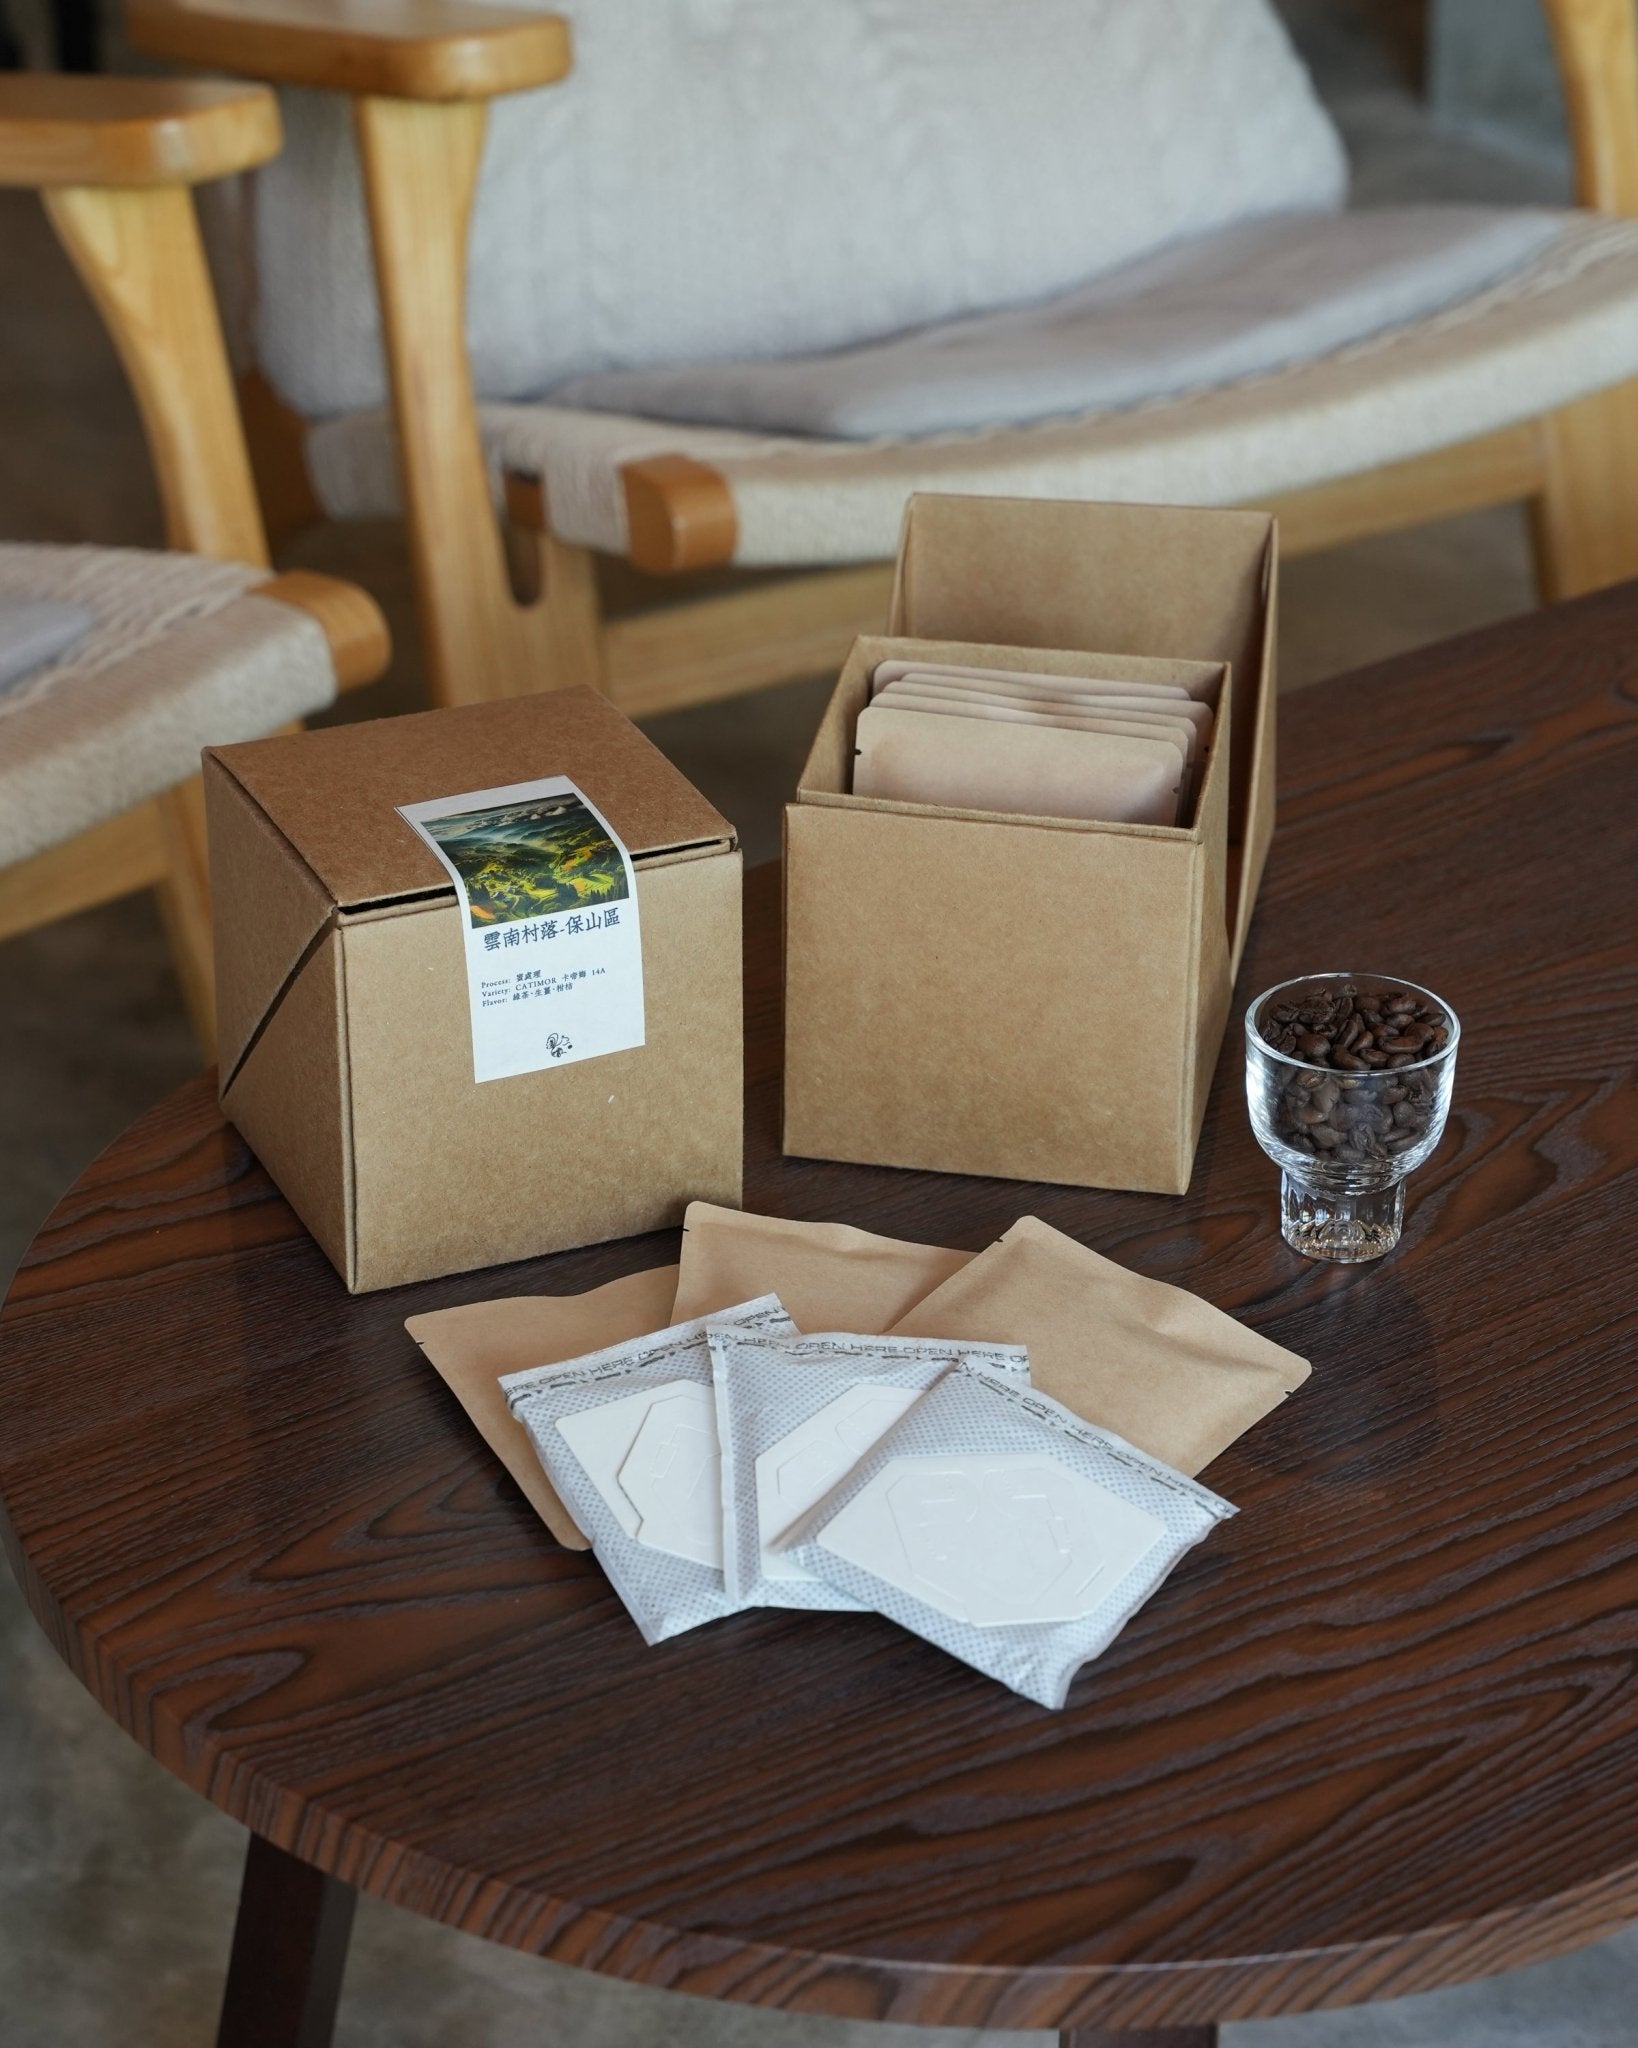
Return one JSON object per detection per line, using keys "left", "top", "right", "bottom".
{"left": 152, "top": 775, "right": 218, "bottom": 1063}
{"left": 0, "top": 804, "right": 169, "bottom": 947}
{"left": 238, "top": 370, "right": 325, "bottom": 555}
{"left": 1530, "top": 379, "right": 1638, "bottom": 602}
{"left": 353, "top": 95, "right": 559, "bottom": 707}
{"left": 598, "top": 561, "right": 896, "bottom": 719}
{"left": 534, "top": 524, "right": 607, "bottom": 695}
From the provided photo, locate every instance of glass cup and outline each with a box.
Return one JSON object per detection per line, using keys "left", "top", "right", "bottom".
{"left": 1245, "top": 973, "right": 1459, "bottom": 1263}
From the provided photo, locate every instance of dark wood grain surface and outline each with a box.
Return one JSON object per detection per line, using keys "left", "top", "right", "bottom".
{"left": 4, "top": 585, "right": 1638, "bottom": 2033}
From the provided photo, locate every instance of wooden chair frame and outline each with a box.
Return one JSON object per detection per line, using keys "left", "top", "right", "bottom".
{"left": 0, "top": 74, "right": 390, "bottom": 1057}
{"left": 128, "top": 0, "right": 1638, "bottom": 719}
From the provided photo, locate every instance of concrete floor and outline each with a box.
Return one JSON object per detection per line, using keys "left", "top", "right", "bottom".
{"left": 5, "top": 13, "right": 1638, "bottom": 2046}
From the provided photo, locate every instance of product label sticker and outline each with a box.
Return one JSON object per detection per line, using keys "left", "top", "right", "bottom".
{"left": 397, "top": 775, "right": 644, "bottom": 1083}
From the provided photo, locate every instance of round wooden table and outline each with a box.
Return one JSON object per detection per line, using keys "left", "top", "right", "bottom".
{"left": 5, "top": 587, "right": 1638, "bottom": 2048}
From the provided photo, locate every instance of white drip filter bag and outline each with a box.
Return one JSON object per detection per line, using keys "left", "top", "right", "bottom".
{"left": 784, "top": 1367, "right": 1234, "bottom": 1707}
{"left": 707, "top": 1324, "right": 1030, "bottom": 1613}
{"left": 502, "top": 1294, "right": 795, "bottom": 1643}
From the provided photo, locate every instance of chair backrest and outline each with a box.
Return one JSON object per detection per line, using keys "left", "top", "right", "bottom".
{"left": 254, "top": 0, "right": 1346, "bottom": 421}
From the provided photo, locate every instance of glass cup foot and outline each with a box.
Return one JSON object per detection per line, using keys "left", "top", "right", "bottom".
{"left": 1279, "top": 1173, "right": 1406, "bottom": 1263}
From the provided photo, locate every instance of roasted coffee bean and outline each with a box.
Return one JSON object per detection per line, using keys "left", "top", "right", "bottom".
{"left": 1258, "top": 983, "right": 1448, "bottom": 1074}
{"left": 1257, "top": 979, "right": 1452, "bottom": 1160}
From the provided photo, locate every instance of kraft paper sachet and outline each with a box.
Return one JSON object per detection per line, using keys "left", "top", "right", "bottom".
{"left": 871, "top": 656, "right": 1222, "bottom": 705}
{"left": 877, "top": 688, "right": 1198, "bottom": 770}
{"left": 853, "top": 704, "right": 1182, "bottom": 826}
{"left": 880, "top": 675, "right": 1214, "bottom": 752}
{"left": 876, "top": 687, "right": 1200, "bottom": 807}
{"left": 889, "top": 1215, "right": 1308, "bottom": 1476}
{"left": 672, "top": 1202, "right": 972, "bottom": 1334}
{"left": 405, "top": 1263, "right": 680, "bottom": 1550}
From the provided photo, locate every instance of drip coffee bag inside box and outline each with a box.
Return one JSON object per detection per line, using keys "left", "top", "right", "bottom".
{"left": 853, "top": 703, "right": 1184, "bottom": 825}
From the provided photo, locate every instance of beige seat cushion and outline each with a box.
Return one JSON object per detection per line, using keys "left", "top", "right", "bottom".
{"left": 305, "top": 212, "right": 1638, "bottom": 567}
{"left": 551, "top": 206, "right": 1565, "bottom": 439}
{"left": 0, "top": 545, "right": 337, "bottom": 866}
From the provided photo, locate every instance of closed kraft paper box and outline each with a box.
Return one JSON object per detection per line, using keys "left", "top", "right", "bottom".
{"left": 783, "top": 494, "right": 1277, "bottom": 1195}
{"left": 206, "top": 689, "right": 742, "bottom": 1292}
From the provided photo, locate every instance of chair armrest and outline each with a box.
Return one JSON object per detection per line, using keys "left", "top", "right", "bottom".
{"left": 1539, "top": 0, "right": 1638, "bottom": 213}
{"left": 127, "top": 0, "right": 571, "bottom": 102}
{"left": 0, "top": 75, "right": 279, "bottom": 187}
{"left": 259, "top": 570, "right": 391, "bottom": 692}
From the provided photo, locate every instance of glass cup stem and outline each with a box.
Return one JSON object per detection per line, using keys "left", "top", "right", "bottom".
{"left": 1279, "top": 1173, "right": 1406, "bottom": 1263}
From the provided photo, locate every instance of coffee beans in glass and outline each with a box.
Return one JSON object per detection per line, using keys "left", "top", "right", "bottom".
{"left": 1245, "top": 973, "right": 1459, "bottom": 1262}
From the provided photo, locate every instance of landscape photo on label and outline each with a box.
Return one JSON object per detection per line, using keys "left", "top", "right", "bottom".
{"left": 421, "top": 792, "right": 629, "bottom": 926}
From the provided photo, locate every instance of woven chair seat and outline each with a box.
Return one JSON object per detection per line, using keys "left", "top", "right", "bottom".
{"left": 302, "top": 210, "right": 1638, "bottom": 568}
{"left": 0, "top": 544, "right": 337, "bottom": 865}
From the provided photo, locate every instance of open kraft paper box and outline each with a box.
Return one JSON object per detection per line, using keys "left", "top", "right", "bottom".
{"left": 206, "top": 689, "right": 742, "bottom": 1293}
{"left": 783, "top": 494, "right": 1277, "bottom": 1195}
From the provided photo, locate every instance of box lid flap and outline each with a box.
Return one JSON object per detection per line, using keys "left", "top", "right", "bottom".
{"left": 206, "top": 688, "right": 735, "bottom": 911}
{"left": 889, "top": 495, "right": 1275, "bottom": 947}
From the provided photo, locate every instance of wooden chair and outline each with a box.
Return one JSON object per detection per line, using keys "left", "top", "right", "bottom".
{"left": 124, "top": 0, "right": 1638, "bottom": 720}
{"left": 0, "top": 73, "right": 389, "bottom": 1059}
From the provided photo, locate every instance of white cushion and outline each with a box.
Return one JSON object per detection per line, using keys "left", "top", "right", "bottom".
{"left": 551, "top": 205, "right": 1565, "bottom": 437}
{"left": 256, "top": 0, "right": 1346, "bottom": 420}
{"left": 0, "top": 547, "right": 337, "bottom": 867}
